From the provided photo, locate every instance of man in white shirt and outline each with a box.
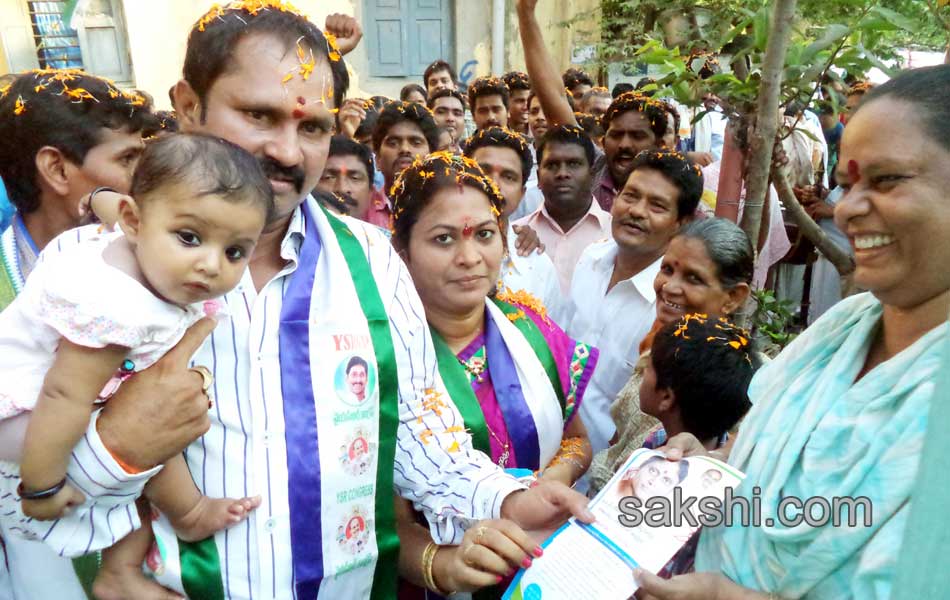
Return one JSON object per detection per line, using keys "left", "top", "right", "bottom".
{"left": 513, "top": 125, "right": 611, "bottom": 293}
{"left": 464, "top": 127, "right": 565, "bottom": 323}
{"left": 566, "top": 150, "right": 704, "bottom": 455}
{"left": 1, "top": 6, "right": 590, "bottom": 600}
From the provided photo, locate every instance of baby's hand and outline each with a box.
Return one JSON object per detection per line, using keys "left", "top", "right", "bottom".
{"left": 20, "top": 483, "right": 85, "bottom": 520}
{"left": 77, "top": 188, "right": 125, "bottom": 229}
{"left": 171, "top": 495, "right": 262, "bottom": 542}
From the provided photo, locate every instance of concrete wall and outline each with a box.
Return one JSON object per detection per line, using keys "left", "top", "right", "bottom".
{"left": 0, "top": 2, "right": 38, "bottom": 74}
{"left": 119, "top": 0, "right": 603, "bottom": 105}
{"left": 3, "top": 0, "right": 602, "bottom": 106}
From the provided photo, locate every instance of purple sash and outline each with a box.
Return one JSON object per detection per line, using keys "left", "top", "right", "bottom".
{"left": 483, "top": 311, "right": 541, "bottom": 470}
{"left": 278, "top": 206, "right": 324, "bottom": 599}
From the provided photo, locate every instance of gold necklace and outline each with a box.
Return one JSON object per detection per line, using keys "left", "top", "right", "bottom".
{"left": 457, "top": 347, "right": 509, "bottom": 466}
{"left": 457, "top": 354, "right": 486, "bottom": 383}
{"left": 485, "top": 423, "right": 511, "bottom": 467}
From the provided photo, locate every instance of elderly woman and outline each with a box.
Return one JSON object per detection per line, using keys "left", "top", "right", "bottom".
{"left": 588, "top": 217, "right": 753, "bottom": 495}
{"left": 635, "top": 65, "right": 950, "bottom": 600}
{"left": 391, "top": 152, "right": 598, "bottom": 598}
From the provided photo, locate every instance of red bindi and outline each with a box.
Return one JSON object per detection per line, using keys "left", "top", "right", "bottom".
{"left": 297, "top": 96, "right": 306, "bottom": 105}
{"left": 462, "top": 223, "right": 474, "bottom": 238}
{"left": 847, "top": 160, "right": 861, "bottom": 184}
{"left": 292, "top": 109, "right": 305, "bottom": 119}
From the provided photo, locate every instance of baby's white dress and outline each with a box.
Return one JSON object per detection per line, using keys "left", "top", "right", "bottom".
{"left": 0, "top": 229, "right": 213, "bottom": 419}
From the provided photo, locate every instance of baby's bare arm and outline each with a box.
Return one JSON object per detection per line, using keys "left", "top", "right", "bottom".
{"left": 0, "top": 413, "right": 29, "bottom": 462}
{"left": 20, "top": 340, "right": 128, "bottom": 490}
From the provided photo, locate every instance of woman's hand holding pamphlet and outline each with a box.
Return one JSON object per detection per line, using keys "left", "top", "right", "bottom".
{"left": 504, "top": 448, "right": 745, "bottom": 600}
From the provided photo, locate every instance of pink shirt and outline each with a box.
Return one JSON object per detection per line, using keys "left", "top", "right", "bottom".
{"left": 364, "top": 188, "right": 393, "bottom": 231}
{"left": 513, "top": 197, "right": 612, "bottom": 292}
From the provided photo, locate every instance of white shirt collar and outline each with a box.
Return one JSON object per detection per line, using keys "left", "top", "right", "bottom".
{"left": 279, "top": 201, "right": 309, "bottom": 263}
{"left": 588, "top": 239, "right": 662, "bottom": 302}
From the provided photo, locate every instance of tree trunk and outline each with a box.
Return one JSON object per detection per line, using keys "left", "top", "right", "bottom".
{"left": 739, "top": 0, "right": 798, "bottom": 250}
{"left": 715, "top": 120, "right": 744, "bottom": 223}
{"left": 771, "top": 166, "right": 855, "bottom": 276}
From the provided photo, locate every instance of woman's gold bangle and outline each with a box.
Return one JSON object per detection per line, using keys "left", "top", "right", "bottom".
{"left": 422, "top": 541, "right": 449, "bottom": 596}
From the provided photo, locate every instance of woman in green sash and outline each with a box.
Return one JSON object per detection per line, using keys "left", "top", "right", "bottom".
{"left": 390, "top": 152, "right": 599, "bottom": 598}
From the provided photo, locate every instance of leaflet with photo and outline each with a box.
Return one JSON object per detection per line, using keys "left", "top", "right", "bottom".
{"left": 504, "top": 448, "right": 745, "bottom": 600}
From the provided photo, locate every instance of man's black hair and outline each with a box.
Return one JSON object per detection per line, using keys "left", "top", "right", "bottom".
{"left": 467, "top": 76, "right": 510, "bottom": 111}
{"left": 536, "top": 125, "right": 596, "bottom": 168}
{"left": 463, "top": 127, "right": 533, "bottom": 186}
{"left": 346, "top": 355, "right": 369, "bottom": 374}
{"left": 628, "top": 149, "right": 704, "bottom": 219}
{"left": 328, "top": 135, "right": 375, "bottom": 185}
{"left": 427, "top": 88, "right": 467, "bottom": 110}
{"left": 651, "top": 316, "right": 756, "bottom": 441}
{"left": 355, "top": 104, "right": 380, "bottom": 141}
{"left": 183, "top": 4, "right": 349, "bottom": 121}
{"left": 400, "top": 83, "right": 428, "bottom": 103}
{"left": 0, "top": 70, "right": 158, "bottom": 214}
{"left": 132, "top": 132, "right": 273, "bottom": 220}
{"left": 603, "top": 91, "right": 668, "bottom": 139}
{"left": 575, "top": 112, "right": 605, "bottom": 140}
{"left": 612, "top": 82, "right": 635, "bottom": 98}
{"left": 562, "top": 68, "right": 594, "bottom": 90}
{"left": 502, "top": 71, "right": 532, "bottom": 92}
{"left": 371, "top": 101, "right": 440, "bottom": 154}
{"left": 635, "top": 77, "right": 658, "bottom": 96}
{"left": 423, "top": 60, "right": 457, "bottom": 88}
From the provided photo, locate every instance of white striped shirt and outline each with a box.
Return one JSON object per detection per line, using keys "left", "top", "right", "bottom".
{"left": 1, "top": 202, "right": 525, "bottom": 599}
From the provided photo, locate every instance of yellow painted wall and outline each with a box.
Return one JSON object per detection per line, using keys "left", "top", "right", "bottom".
{"left": 121, "top": 0, "right": 360, "bottom": 109}
{"left": 0, "top": 2, "right": 36, "bottom": 75}
{"left": 506, "top": 0, "right": 602, "bottom": 79}
{"left": 111, "top": 0, "right": 600, "bottom": 109}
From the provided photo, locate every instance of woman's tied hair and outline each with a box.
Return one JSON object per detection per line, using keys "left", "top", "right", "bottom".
{"left": 390, "top": 151, "right": 505, "bottom": 249}
{"left": 603, "top": 91, "right": 668, "bottom": 139}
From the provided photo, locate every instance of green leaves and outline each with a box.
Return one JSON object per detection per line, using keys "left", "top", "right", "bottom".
{"left": 868, "top": 5, "right": 920, "bottom": 32}
{"left": 801, "top": 24, "right": 850, "bottom": 62}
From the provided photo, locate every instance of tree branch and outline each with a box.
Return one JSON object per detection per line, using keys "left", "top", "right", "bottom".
{"left": 771, "top": 165, "right": 855, "bottom": 276}
{"left": 739, "top": 0, "right": 798, "bottom": 249}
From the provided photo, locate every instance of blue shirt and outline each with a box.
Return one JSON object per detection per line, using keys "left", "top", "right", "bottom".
{"left": 0, "top": 178, "right": 14, "bottom": 233}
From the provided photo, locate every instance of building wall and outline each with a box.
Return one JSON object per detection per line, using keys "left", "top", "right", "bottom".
{"left": 3, "top": 0, "right": 602, "bottom": 106}
{"left": 0, "top": 2, "right": 38, "bottom": 74}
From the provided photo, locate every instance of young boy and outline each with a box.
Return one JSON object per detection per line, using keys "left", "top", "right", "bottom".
{"left": 639, "top": 314, "right": 756, "bottom": 451}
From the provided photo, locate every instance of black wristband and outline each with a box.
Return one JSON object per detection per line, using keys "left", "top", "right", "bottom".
{"left": 17, "top": 478, "right": 67, "bottom": 500}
